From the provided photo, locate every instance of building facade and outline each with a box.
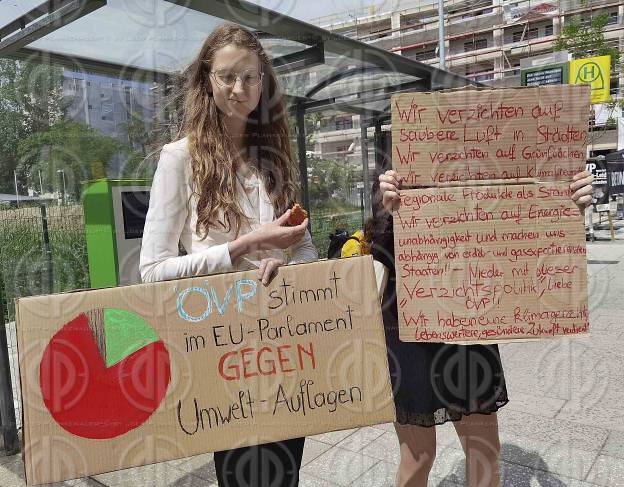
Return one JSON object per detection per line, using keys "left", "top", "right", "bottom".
{"left": 62, "top": 70, "right": 157, "bottom": 147}
{"left": 309, "top": 0, "right": 623, "bottom": 157}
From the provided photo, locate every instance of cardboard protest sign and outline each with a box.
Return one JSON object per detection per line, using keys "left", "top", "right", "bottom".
{"left": 15, "top": 256, "right": 394, "bottom": 485}
{"left": 392, "top": 85, "right": 589, "bottom": 185}
{"left": 391, "top": 86, "right": 590, "bottom": 343}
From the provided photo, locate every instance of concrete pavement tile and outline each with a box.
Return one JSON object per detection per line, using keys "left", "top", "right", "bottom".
{"left": 73, "top": 480, "right": 109, "bottom": 487}
{"left": 0, "top": 453, "right": 21, "bottom": 467}
{"left": 430, "top": 479, "right": 463, "bottom": 487}
{"left": 93, "top": 461, "right": 192, "bottom": 487}
{"left": 499, "top": 460, "right": 601, "bottom": 487}
{"left": 601, "top": 430, "right": 624, "bottom": 459}
{"left": 502, "top": 340, "right": 617, "bottom": 402}
{"left": 361, "top": 431, "right": 400, "bottom": 465}
{"left": 502, "top": 391, "right": 566, "bottom": 418}
{"left": 440, "top": 457, "right": 601, "bottom": 487}
{"left": 309, "top": 428, "right": 357, "bottom": 445}
{"left": 0, "top": 461, "right": 24, "bottom": 487}
{"left": 435, "top": 422, "right": 463, "bottom": 451}
{"left": 0, "top": 455, "right": 25, "bottom": 480}
{"left": 498, "top": 409, "right": 608, "bottom": 452}
{"left": 169, "top": 473, "right": 212, "bottom": 487}
{"left": 353, "top": 460, "right": 396, "bottom": 486}
{"left": 370, "top": 422, "right": 396, "bottom": 433}
{"left": 428, "top": 447, "right": 465, "bottom": 481}
{"left": 299, "top": 472, "right": 340, "bottom": 486}
{"left": 0, "top": 456, "right": 89, "bottom": 487}
{"left": 174, "top": 452, "right": 216, "bottom": 482}
{"left": 498, "top": 437, "right": 599, "bottom": 481}
{"left": 585, "top": 455, "right": 624, "bottom": 487}
{"left": 335, "top": 426, "right": 384, "bottom": 452}
{"left": 301, "top": 447, "right": 378, "bottom": 486}
{"left": 556, "top": 403, "right": 624, "bottom": 432}
{"left": 301, "top": 438, "right": 332, "bottom": 466}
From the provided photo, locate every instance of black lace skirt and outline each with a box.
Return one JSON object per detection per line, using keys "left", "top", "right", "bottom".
{"left": 383, "top": 305, "right": 509, "bottom": 427}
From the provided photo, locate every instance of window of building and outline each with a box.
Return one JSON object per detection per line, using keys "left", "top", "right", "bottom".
{"left": 608, "top": 11, "right": 618, "bottom": 25}
{"left": 335, "top": 145, "right": 350, "bottom": 153}
{"left": 335, "top": 115, "right": 353, "bottom": 130}
{"left": 545, "top": 24, "right": 554, "bottom": 36}
{"left": 466, "top": 68, "right": 494, "bottom": 81}
{"left": 416, "top": 49, "right": 437, "bottom": 61}
{"left": 527, "top": 27, "right": 539, "bottom": 39}
{"left": 512, "top": 31, "right": 524, "bottom": 42}
{"left": 464, "top": 38, "right": 488, "bottom": 51}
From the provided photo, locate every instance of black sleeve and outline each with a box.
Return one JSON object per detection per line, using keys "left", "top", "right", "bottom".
{"left": 371, "top": 174, "right": 395, "bottom": 271}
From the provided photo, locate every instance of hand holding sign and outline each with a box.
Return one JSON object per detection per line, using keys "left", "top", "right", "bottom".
{"left": 379, "top": 170, "right": 402, "bottom": 213}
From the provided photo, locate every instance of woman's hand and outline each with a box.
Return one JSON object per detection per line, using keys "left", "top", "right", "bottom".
{"left": 379, "top": 170, "right": 402, "bottom": 213}
{"left": 229, "top": 210, "right": 309, "bottom": 262}
{"left": 251, "top": 210, "right": 309, "bottom": 250}
{"left": 570, "top": 170, "right": 594, "bottom": 213}
{"left": 257, "top": 257, "right": 284, "bottom": 285}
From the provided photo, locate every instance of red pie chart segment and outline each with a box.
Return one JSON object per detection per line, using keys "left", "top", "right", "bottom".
{"left": 39, "top": 309, "right": 171, "bottom": 439}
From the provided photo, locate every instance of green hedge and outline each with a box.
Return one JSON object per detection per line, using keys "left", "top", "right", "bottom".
{"left": 0, "top": 207, "right": 89, "bottom": 322}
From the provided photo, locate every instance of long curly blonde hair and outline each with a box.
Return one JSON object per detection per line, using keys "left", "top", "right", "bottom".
{"left": 180, "top": 23, "right": 297, "bottom": 238}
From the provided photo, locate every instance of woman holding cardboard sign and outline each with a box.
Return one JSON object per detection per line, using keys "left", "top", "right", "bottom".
{"left": 140, "top": 23, "right": 317, "bottom": 487}
{"left": 375, "top": 168, "right": 593, "bottom": 487}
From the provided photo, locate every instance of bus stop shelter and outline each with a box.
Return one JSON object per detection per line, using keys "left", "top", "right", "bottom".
{"left": 0, "top": 0, "right": 478, "bottom": 453}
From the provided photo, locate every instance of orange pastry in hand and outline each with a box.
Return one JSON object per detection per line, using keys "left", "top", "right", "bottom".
{"left": 288, "top": 203, "right": 308, "bottom": 226}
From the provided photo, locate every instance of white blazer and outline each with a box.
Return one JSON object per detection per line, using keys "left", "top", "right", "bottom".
{"left": 139, "top": 137, "right": 318, "bottom": 283}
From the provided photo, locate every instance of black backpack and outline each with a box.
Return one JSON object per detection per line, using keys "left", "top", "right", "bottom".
{"left": 327, "top": 230, "right": 360, "bottom": 259}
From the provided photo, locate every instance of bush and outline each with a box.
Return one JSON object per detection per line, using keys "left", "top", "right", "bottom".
{"left": 0, "top": 205, "right": 89, "bottom": 322}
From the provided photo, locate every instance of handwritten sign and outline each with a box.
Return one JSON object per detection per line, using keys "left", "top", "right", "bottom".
{"left": 16, "top": 257, "right": 394, "bottom": 485}
{"left": 391, "top": 86, "right": 590, "bottom": 343}
{"left": 392, "top": 85, "right": 589, "bottom": 186}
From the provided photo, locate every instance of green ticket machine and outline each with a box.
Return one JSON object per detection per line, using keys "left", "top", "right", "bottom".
{"left": 83, "top": 179, "right": 151, "bottom": 288}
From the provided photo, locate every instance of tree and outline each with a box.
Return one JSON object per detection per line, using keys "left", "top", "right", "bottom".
{"left": 308, "top": 156, "right": 357, "bottom": 208}
{"left": 17, "top": 121, "right": 123, "bottom": 201}
{"left": 554, "top": 12, "right": 623, "bottom": 133}
{"left": 0, "top": 59, "right": 68, "bottom": 193}
{"left": 118, "top": 106, "right": 149, "bottom": 156}
{"left": 554, "top": 12, "right": 620, "bottom": 68}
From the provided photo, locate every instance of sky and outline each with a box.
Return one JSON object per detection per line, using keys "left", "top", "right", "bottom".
{"left": 247, "top": 0, "right": 396, "bottom": 23}
{"left": 0, "top": 0, "right": 424, "bottom": 26}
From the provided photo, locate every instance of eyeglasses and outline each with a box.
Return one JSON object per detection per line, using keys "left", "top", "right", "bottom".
{"left": 209, "top": 69, "right": 264, "bottom": 88}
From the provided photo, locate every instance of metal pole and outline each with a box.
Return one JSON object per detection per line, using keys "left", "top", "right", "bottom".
{"left": 62, "top": 171, "right": 67, "bottom": 204}
{"left": 438, "top": 0, "right": 446, "bottom": 69}
{"left": 295, "top": 106, "right": 310, "bottom": 232}
{"left": 40, "top": 205, "right": 54, "bottom": 294}
{"left": 360, "top": 123, "right": 371, "bottom": 219}
{"left": 0, "top": 299, "right": 18, "bottom": 455}
{"left": 13, "top": 171, "right": 19, "bottom": 207}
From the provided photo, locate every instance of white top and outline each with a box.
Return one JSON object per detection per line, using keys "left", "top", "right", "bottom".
{"left": 139, "top": 137, "right": 318, "bottom": 283}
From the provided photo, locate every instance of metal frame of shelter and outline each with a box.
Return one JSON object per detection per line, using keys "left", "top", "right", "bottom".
{"left": 0, "top": 0, "right": 480, "bottom": 452}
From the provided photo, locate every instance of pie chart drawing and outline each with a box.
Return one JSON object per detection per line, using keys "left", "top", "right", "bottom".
{"left": 39, "top": 308, "right": 171, "bottom": 439}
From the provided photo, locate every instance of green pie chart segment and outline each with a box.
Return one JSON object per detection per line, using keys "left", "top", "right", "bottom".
{"left": 103, "top": 308, "right": 160, "bottom": 367}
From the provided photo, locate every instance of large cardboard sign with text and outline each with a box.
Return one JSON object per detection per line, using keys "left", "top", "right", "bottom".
{"left": 16, "top": 256, "right": 394, "bottom": 485}
{"left": 391, "top": 86, "right": 590, "bottom": 343}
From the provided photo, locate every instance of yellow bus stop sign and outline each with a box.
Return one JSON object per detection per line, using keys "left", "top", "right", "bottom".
{"left": 569, "top": 55, "right": 610, "bottom": 102}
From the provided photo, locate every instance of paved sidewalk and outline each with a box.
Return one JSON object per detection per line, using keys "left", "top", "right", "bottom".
{"left": 2, "top": 241, "right": 623, "bottom": 486}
